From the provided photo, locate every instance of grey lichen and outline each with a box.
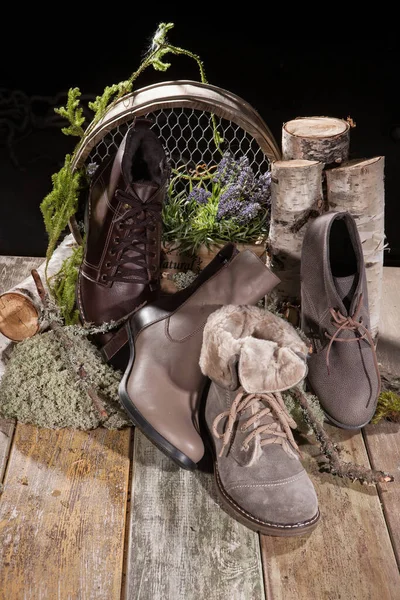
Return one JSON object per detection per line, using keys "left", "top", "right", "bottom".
{"left": 0, "top": 327, "right": 131, "bottom": 430}
{"left": 171, "top": 270, "right": 198, "bottom": 290}
{"left": 282, "top": 386, "right": 325, "bottom": 436}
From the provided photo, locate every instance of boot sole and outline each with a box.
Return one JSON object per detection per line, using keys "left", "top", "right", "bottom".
{"left": 118, "top": 324, "right": 198, "bottom": 471}
{"left": 213, "top": 462, "right": 321, "bottom": 537}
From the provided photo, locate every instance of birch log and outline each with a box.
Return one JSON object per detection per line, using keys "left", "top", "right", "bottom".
{"left": 326, "top": 157, "right": 385, "bottom": 339}
{"left": 0, "top": 234, "right": 77, "bottom": 341}
{"left": 267, "top": 159, "right": 324, "bottom": 305}
{"left": 282, "top": 116, "right": 351, "bottom": 166}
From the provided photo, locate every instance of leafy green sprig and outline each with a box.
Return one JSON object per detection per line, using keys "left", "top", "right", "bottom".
{"left": 162, "top": 160, "right": 270, "bottom": 254}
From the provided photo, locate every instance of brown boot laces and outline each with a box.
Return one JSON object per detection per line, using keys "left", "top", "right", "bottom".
{"left": 103, "top": 188, "right": 162, "bottom": 284}
{"left": 325, "top": 293, "right": 380, "bottom": 382}
{"left": 212, "top": 387, "right": 299, "bottom": 458}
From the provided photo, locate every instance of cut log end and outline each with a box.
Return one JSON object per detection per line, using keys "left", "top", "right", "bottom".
{"left": 284, "top": 116, "right": 349, "bottom": 138}
{"left": 0, "top": 292, "right": 40, "bottom": 341}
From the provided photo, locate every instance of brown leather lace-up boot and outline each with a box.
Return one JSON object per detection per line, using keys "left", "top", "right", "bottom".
{"left": 118, "top": 244, "right": 280, "bottom": 470}
{"left": 76, "top": 119, "right": 170, "bottom": 369}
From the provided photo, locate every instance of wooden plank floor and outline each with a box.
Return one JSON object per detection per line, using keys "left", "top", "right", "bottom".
{"left": 0, "top": 257, "right": 399, "bottom": 600}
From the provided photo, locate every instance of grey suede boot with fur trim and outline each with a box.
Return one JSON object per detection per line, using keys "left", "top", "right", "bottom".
{"left": 199, "top": 305, "right": 320, "bottom": 537}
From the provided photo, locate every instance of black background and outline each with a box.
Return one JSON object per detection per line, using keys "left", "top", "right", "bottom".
{"left": 1, "top": 14, "right": 399, "bottom": 265}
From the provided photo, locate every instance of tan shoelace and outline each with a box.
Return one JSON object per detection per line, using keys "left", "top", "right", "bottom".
{"left": 212, "top": 387, "right": 299, "bottom": 458}
{"left": 325, "top": 293, "right": 381, "bottom": 386}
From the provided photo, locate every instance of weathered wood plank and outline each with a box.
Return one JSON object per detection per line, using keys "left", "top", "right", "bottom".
{"left": 261, "top": 424, "right": 400, "bottom": 600}
{"left": 364, "top": 266, "right": 400, "bottom": 567}
{"left": 0, "top": 423, "right": 131, "bottom": 600}
{"left": 125, "top": 431, "right": 265, "bottom": 600}
{"left": 0, "top": 256, "right": 43, "bottom": 480}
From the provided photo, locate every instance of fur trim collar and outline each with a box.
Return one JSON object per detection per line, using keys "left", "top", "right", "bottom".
{"left": 199, "top": 305, "right": 309, "bottom": 393}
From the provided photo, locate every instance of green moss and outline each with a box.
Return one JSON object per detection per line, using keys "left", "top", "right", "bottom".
{"left": 0, "top": 328, "right": 131, "bottom": 430}
{"left": 49, "top": 244, "right": 84, "bottom": 325}
{"left": 372, "top": 391, "right": 400, "bottom": 424}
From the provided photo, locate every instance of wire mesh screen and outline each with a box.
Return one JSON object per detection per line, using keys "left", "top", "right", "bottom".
{"left": 87, "top": 107, "right": 271, "bottom": 192}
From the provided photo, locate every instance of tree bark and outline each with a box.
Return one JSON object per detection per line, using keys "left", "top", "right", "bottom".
{"left": 267, "top": 159, "right": 324, "bottom": 305}
{"left": 282, "top": 116, "right": 351, "bottom": 167}
{"left": 326, "top": 157, "right": 385, "bottom": 339}
{"left": 0, "top": 234, "right": 77, "bottom": 341}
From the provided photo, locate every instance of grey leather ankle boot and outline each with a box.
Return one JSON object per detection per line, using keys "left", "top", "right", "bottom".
{"left": 300, "top": 211, "right": 381, "bottom": 429}
{"left": 199, "top": 305, "right": 320, "bottom": 536}
{"left": 118, "top": 244, "right": 280, "bottom": 470}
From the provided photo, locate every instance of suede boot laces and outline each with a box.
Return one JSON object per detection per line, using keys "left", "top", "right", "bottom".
{"left": 325, "top": 293, "right": 380, "bottom": 381}
{"left": 104, "top": 188, "right": 162, "bottom": 284}
{"left": 212, "top": 387, "right": 299, "bottom": 458}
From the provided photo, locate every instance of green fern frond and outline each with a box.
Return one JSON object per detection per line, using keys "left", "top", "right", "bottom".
{"left": 54, "top": 87, "right": 85, "bottom": 137}
{"left": 40, "top": 155, "right": 84, "bottom": 279}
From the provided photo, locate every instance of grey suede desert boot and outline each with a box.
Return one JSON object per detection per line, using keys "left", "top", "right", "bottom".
{"left": 300, "top": 211, "right": 381, "bottom": 429}
{"left": 199, "top": 305, "right": 320, "bottom": 536}
{"left": 118, "top": 244, "right": 280, "bottom": 470}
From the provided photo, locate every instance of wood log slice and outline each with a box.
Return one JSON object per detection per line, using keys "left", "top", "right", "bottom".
{"left": 0, "top": 234, "right": 77, "bottom": 342}
{"left": 267, "top": 159, "right": 324, "bottom": 305}
{"left": 282, "top": 116, "right": 350, "bottom": 167}
{"left": 326, "top": 156, "right": 385, "bottom": 339}
{"left": 0, "top": 291, "right": 40, "bottom": 341}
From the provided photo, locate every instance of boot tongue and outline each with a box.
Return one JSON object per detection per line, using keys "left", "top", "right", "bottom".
{"left": 333, "top": 274, "right": 358, "bottom": 312}
{"left": 128, "top": 181, "right": 159, "bottom": 203}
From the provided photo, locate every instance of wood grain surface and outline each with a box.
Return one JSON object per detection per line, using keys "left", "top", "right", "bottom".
{"left": 0, "top": 423, "right": 131, "bottom": 600}
{"left": 1, "top": 256, "right": 399, "bottom": 600}
{"left": 0, "top": 255, "right": 132, "bottom": 600}
{"left": 0, "top": 256, "right": 43, "bottom": 479}
{"left": 261, "top": 424, "right": 400, "bottom": 600}
{"left": 125, "top": 431, "right": 265, "bottom": 600}
{"left": 364, "top": 266, "right": 400, "bottom": 568}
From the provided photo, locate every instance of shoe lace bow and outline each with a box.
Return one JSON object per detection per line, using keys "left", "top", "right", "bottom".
{"left": 212, "top": 387, "right": 299, "bottom": 458}
{"left": 104, "top": 187, "right": 162, "bottom": 284}
{"left": 325, "top": 293, "right": 380, "bottom": 379}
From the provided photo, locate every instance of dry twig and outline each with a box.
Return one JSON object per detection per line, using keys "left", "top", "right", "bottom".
{"left": 290, "top": 385, "right": 394, "bottom": 485}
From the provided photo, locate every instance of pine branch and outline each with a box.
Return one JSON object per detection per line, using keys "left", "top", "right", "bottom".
{"left": 290, "top": 385, "right": 394, "bottom": 485}
{"left": 39, "top": 155, "right": 83, "bottom": 282}
{"left": 54, "top": 87, "right": 86, "bottom": 137}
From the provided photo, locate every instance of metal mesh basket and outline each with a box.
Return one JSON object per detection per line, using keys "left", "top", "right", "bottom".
{"left": 69, "top": 80, "right": 282, "bottom": 244}
{"left": 88, "top": 107, "right": 272, "bottom": 184}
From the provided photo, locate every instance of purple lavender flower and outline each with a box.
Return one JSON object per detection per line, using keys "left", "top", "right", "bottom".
{"left": 213, "top": 152, "right": 238, "bottom": 186}
{"left": 217, "top": 184, "right": 242, "bottom": 220}
{"left": 237, "top": 202, "right": 262, "bottom": 224}
{"left": 187, "top": 187, "right": 211, "bottom": 205}
{"left": 251, "top": 171, "right": 272, "bottom": 206}
{"left": 212, "top": 151, "right": 272, "bottom": 227}
{"left": 235, "top": 159, "right": 255, "bottom": 194}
